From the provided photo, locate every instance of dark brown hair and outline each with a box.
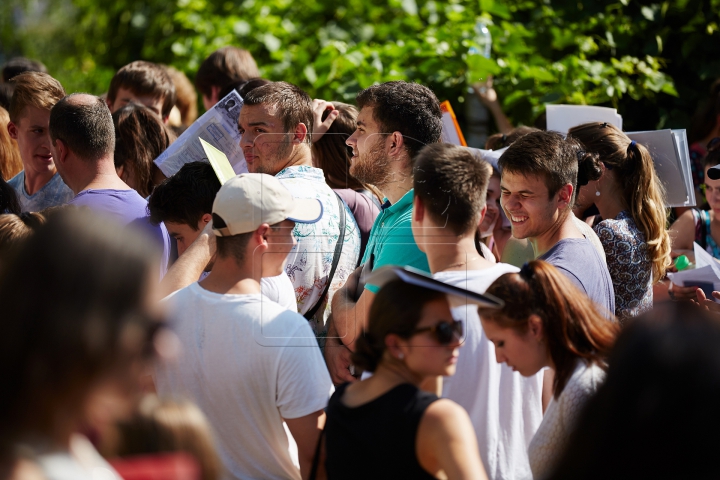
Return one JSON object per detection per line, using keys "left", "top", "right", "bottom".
{"left": 485, "top": 126, "right": 540, "bottom": 150}
{"left": 569, "top": 122, "right": 671, "bottom": 283}
{"left": 0, "top": 209, "right": 160, "bottom": 451}
{"left": 149, "top": 162, "right": 220, "bottom": 229}
{"left": 0, "top": 107, "right": 22, "bottom": 181}
{"left": 165, "top": 66, "right": 198, "bottom": 126}
{"left": 413, "top": 143, "right": 491, "bottom": 235}
{"left": 8, "top": 71, "right": 65, "bottom": 123}
{"left": 107, "top": 61, "right": 176, "bottom": 119}
{"left": 352, "top": 280, "right": 447, "bottom": 372}
{"left": 50, "top": 94, "right": 115, "bottom": 162}
{"left": 689, "top": 79, "right": 720, "bottom": 145}
{"left": 498, "top": 130, "right": 583, "bottom": 201}
{"left": 195, "top": 47, "right": 260, "bottom": 99}
{"left": 218, "top": 78, "right": 272, "bottom": 101}
{"left": 2, "top": 57, "right": 47, "bottom": 83}
{"left": 113, "top": 103, "right": 176, "bottom": 197}
{"left": 478, "top": 260, "right": 619, "bottom": 398}
{"left": 356, "top": 81, "right": 443, "bottom": 159}
{"left": 243, "top": 81, "right": 313, "bottom": 143}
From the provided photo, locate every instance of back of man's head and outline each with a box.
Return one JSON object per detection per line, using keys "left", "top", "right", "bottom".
{"left": 50, "top": 94, "right": 115, "bottom": 162}
{"left": 413, "top": 143, "right": 490, "bottom": 235}
{"left": 107, "top": 61, "right": 176, "bottom": 119}
{"left": 8, "top": 72, "right": 65, "bottom": 123}
{"left": 498, "top": 130, "right": 581, "bottom": 199}
{"left": 243, "top": 81, "right": 313, "bottom": 142}
{"left": 148, "top": 162, "right": 221, "bottom": 228}
{"left": 195, "top": 47, "right": 260, "bottom": 100}
{"left": 356, "top": 81, "right": 442, "bottom": 159}
{"left": 2, "top": 57, "right": 47, "bottom": 83}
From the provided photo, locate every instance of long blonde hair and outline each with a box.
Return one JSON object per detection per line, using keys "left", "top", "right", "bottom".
{"left": 570, "top": 122, "right": 671, "bottom": 283}
{"left": 0, "top": 107, "right": 23, "bottom": 181}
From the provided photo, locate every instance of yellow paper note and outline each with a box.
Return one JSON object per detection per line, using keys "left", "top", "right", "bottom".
{"left": 200, "top": 138, "right": 237, "bottom": 184}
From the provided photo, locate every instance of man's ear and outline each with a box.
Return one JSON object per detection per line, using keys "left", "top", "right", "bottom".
{"left": 387, "top": 131, "right": 405, "bottom": 158}
{"left": 200, "top": 213, "right": 213, "bottom": 226}
{"left": 7, "top": 121, "right": 18, "bottom": 140}
{"left": 210, "top": 85, "right": 222, "bottom": 105}
{"left": 557, "top": 183, "right": 574, "bottom": 208}
{"left": 54, "top": 138, "right": 69, "bottom": 165}
{"left": 106, "top": 97, "right": 115, "bottom": 112}
{"left": 292, "top": 123, "right": 308, "bottom": 144}
{"left": 413, "top": 195, "right": 425, "bottom": 222}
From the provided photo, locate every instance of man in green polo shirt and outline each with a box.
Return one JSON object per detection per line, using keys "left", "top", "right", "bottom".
{"left": 325, "top": 81, "right": 443, "bottom": 383}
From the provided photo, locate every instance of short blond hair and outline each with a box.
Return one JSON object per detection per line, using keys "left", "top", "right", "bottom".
{"left": 8, "top": 72, "right": 65, "bottom": 123}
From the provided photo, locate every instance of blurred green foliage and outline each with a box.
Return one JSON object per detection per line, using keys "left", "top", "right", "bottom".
{"left": 2, "top": 0, "right": 720, "bottom": 134}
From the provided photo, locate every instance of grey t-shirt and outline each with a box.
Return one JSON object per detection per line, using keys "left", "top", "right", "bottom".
{"left": 8, "top": 171, "right": 74, "bottom": 212}
{"left": 539, "top": 237, "right": 615, "bottom": 316}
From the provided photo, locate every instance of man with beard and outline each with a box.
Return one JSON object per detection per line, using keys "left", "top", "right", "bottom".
{"left": 324, "top": 81, "right": 443, "bottom": 383}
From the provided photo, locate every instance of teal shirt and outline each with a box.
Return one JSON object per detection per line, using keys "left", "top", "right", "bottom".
{"left": 362, "top": 189, "right": 430, "bottom": 293}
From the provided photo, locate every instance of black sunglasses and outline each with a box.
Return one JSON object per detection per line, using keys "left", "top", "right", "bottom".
{"left": 410, "top": 320, "right": 464, "bottom": 345}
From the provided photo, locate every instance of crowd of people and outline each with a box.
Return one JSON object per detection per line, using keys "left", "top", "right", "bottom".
{"left": 1, "top": 47, "right": 720, "bottom": 480}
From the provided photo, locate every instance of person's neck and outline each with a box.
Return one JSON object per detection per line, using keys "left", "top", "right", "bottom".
{"left": 426, "top": 231, "right": 494, "bottom": 274}
{"left": 74, "top": 158, "right": 131, "bottom": 195}
{"left": 368, "top": 360, "right": 425, "bottom": 390}
{"left": 272, "top": 146, "right": 313, "bottom": 174}
{"left": 528, "top": 210, "right": 583, "bottom": 257}
{"left": 596, "top": 180, "right": 626, "bottom": 221}
{"left": 198, "top": 255, "right": 262, "bottom": 295}
{"left": 379, "top": 168, "right": 413, "bottom": 205}
{"left": 23, "top": 166, "right": 57, "bottom": 196}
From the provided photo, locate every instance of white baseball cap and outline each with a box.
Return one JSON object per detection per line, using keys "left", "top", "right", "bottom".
{"left": 212, "top": 173, "right": 323, "bottom": 237}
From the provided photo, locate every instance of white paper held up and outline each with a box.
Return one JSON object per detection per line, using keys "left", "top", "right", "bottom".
{"left": 154, "top": 90, "right": 247, "bottom": 178}
{"left": 546, "top": 104, "right": 622, "bottom": 135}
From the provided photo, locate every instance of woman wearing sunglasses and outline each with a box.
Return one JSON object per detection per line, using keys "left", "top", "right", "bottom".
{"left": 324, "top": 276, "right": 488, "bottom": 480}
{"left": 669, "top": 139, "right": 720, "bottom": 301}
{"left": 477, "top": 260, "right": 619, "bottom": 480}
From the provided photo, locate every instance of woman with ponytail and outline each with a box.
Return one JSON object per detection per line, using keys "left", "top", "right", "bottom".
{"left": 569, "top": 122, "right": 671, "bottom": 321}
{"left": 324, "top": 278, "right": 487, "bottom": 480}
{"left": 478, "top": 260, "right": 619, "bottom": 480}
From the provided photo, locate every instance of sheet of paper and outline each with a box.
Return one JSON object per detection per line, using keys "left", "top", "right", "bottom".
{"left": 626, "top": 130, "right": 694, "bottom": 207}
{"left": 465, "top": 146, "right": 507, "bottom": 170}
{"left": 673, "top": 129, "right": 696, "bottom": 207}
{"left": 440, "top": 101, "right": 467, "bottom": 146}
{"left": 154, "top": 90, "right": 247, "bottom": 177}
{"left": 200, "top": 138, "right": 237, "bottom": 184}
{"left": 667, "top": 243, "right": 720, "bottom": 299}
{"left": 546, "top": 104, "right": 622, "bottom": 135}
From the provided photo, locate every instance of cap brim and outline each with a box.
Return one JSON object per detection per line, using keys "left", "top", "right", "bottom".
{"left": 366, "top": 265, "right": 505, "bottom": 309}
{"left": 286, "top": 198, "right": 323, "bottom": 224}
{"left": 708, "top": 165, "right": 720, "bottom": 180}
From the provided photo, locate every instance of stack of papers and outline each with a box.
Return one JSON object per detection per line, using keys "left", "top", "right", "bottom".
{"left": 667, "top": 243, "right": 720, "bottom": 301}
{"left": 546, "top": 104, "right": 623, "bottom": 135}
{"left": 626, "top": 129, "right": 695, "bottom": 208}
{"left": 154, "top": 90, "right": 247, "bottom": 178}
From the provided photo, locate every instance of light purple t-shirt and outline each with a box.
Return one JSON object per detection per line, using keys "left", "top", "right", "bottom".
{"left": 70, "top": 189, "right": 171, "bottom": 276}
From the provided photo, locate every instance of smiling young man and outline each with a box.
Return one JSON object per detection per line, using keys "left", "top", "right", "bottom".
{"left": 106, "top": 61, "right": 176, "bottom": 123}
{"left": 154, "top": 173, "right": 332, "bottom": 480}
{"left": 6, "top": 72, "right": 74, "bottom": 212}
{"left": 238, "top": 81, "right": 361, "bottom": 332}
{"left": 498, "top": 131, "right": 614, "bottom": 314}
{"left": 324, "top": 81, "right": 442, "bottom": 384}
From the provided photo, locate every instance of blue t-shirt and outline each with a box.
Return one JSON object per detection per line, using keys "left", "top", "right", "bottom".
{"left": 539, "top": 237, "right": 615, "bottom": 316}
{"left": 70, "top": 189, "right": 171, "bottom": 277}
{"left": 8, "top": 171, "right": 74, "bottom": 212}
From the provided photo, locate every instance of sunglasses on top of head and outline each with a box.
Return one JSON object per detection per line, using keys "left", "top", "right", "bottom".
{"left": 410, "top": 320, "right": 464, "bottom": 345}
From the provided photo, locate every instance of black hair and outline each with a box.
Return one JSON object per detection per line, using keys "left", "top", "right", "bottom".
{"left": 148, "top": 161, "right": 221, "bottom": 228}
{"left": 2, "top": 57, "right": 47, "bottom": 83}
{"left": 356, "top": 81, "right": 443, "bottom": 160}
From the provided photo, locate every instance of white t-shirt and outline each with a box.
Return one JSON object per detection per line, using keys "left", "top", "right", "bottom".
{"left": 528, "top": 360, "right": 605, "bottom": 480}
{"left": 35, "top": 434, "right": 122, "bottom": 480}
{"left": 435, "top": 265, "right": 544, "bottom": 480}
{"left": 198, "top": 272, "right": 298, "bottom": 312}
{"left": 154, "top": 283, "right": 332, "bottom": 480}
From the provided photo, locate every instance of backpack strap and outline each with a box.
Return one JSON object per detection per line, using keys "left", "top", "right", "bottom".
{"left": 304, "top": 193, "right": 347, "bottom": 320}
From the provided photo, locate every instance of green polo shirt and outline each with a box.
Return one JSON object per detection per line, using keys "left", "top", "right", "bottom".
{"left": 362, "top": 189, "right": 430, "bottom": 294}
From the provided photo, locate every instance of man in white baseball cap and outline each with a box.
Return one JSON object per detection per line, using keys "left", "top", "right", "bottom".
{"left": 154, "top": 173, "right": 332, "bottom": 480}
